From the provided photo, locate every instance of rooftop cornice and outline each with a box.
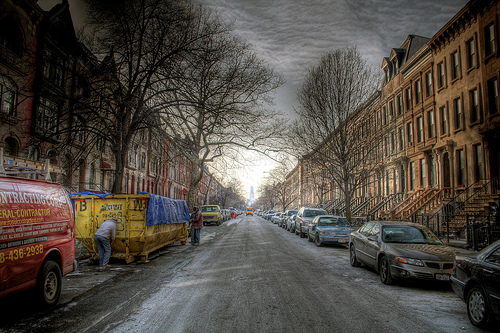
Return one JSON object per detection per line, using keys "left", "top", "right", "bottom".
{"left": 428, "top": 0, "right": 498, "bottom": 52}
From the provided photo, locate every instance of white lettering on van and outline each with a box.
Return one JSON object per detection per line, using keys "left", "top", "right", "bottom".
{"left": 0, "top": 191, "right": 65, "bottom": 208}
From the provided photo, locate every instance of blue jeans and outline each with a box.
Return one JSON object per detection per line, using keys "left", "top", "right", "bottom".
{"left": 95, "top": 235, "right": 111, "bottom": 266}
{"left": 191, "top": 228, "right": 200, "bottom": 244}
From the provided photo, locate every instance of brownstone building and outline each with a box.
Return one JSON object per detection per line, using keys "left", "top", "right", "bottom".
{"left": 287, "top": 0, "right": 500, "bottom": 238}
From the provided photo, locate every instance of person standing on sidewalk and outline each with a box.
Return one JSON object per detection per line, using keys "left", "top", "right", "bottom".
{"left": 190, "top": 206, "right": 203, "bottom": 245}
{"left": 94, "top": 219, "right": 117, "bottom": 268}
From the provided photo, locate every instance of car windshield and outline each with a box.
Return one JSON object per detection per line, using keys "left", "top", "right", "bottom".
{"left": 304, "top": 210, "right": 327, "bottom": 218}
{"left": 318, "top": 217, "right": 349, "bottom": 227}
{"left": 287, "top": 211, "right": 298, "bottom": 216}
{"left": 382, "top": 226, "right": 442, "bottom": 244}
{"left": 201, "top": 206, "right": 218, "bottom": 212}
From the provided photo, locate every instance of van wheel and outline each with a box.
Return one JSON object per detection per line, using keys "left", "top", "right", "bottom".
{"left": 38, "top": 261, "right": 62, "bottom": 306}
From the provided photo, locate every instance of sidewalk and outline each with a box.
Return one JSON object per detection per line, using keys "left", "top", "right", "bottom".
{"left": 444, "top": 239, "right": 477, "bottom": 255}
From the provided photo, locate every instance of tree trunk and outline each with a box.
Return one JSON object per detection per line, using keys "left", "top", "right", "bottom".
{"left": 112, "top": 150, "right": 126, "bottom": 194}
{"left": 344, "top": 179, "right": 352, "bottom": 224}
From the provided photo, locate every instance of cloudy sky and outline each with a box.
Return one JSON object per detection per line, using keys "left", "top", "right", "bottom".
{"left": 194, "top": 0, "right": 469, "bottom": 115}
{"left": 39, "top": 0, "right": 470, "bottom": 196}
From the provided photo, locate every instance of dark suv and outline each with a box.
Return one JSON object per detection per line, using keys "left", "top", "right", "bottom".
{"left": 294, "top": 207, "right": 327, "bottom": 238}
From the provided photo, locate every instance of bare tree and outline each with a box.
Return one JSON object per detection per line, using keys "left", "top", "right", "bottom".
{"left": 160, "top": 21, "right": 284, "bottom": 209}
{"left": 218, "top": 178, "right": 246, "bottom": 209}
{"left": 255, "top": 159, "right": 296, "bottom": 211}
{"left": 291, "top": 47, "right": 380, "bottom": 222}
{"left": 76, "top": 0, "right": 226, "bottom": 193}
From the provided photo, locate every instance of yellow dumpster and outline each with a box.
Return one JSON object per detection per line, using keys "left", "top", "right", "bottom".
{"left": 71, "top": 193, "right": 189, "bottom": 263}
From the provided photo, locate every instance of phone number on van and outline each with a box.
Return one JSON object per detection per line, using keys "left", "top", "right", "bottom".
{"left": 0, "top": 244, "right": 43, "bottom": 263}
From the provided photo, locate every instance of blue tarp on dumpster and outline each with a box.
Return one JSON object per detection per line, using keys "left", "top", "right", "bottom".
{"left": 142, "top": 193, "right": 190, "bottom": 226}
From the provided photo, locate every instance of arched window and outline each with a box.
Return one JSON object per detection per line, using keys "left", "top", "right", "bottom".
{"left": 0, "top": 18, "right": 23, "bottom": 56}
{"left": 0, "top": 76, "right": 16, "bottom": 116}
{"left": 4, "top": 137, "right": 18, "bottom": 156}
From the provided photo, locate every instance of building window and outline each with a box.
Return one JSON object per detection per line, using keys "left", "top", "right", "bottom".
{"left": 466, "top": 38, "right": 476, "bottom": 69}
{"left": 488, "top": 78, "right": 499, "bottom": 115}
{"left": 429, "top": 155, "right": 436, "bottom": 187}
{"left": 473, "top": 144, "right": 484, "bottom": 182}
{"left": 36, "top": 97, "right": 59, "bottom": 134}
{"left": 416, "top": 117, "right": 423, "bottom": 143}
{"left": 43, "top": 49, "right": 66, "bottom": 88}
{"left": 129, "top": 145, "right": 137, "bottom": 167}
{"left": 457, "top": 149, "right": 466, "bottom": 186}
{"left": 451, "top": 51, "right": 460, "bottom": 80}
{"left": 405, "top": 87, "right": 412, "bottom": 111}
{"left": 0, "top": 19, "right": 23, "bottom": 56}
{"left": 140, "top": 152, "right": 146, "bottom": 169}
{"left": 409, "top": 161, "right": 416, "bottom": 190}
{"left": 399, "top": 127, "right": 404, "bottom": 151}
{"left": 425, "top": 71, "right": 433, "bottom": 97}
{"left": 440, "top": 106, "right": 448, "bottom": 135}
{"left": 389, "top": 101, "right": 394, "bottom": 119}
{"left": 454, "top": 97, "right": 463, "bottom": 130}
{"left": 415, "top": 80, "right": 422, "bottom": 104}
{"left": 384, "top": 136, "right": 389, "bottom": 156}
{"left": 0, "top": 76, "right": 15, "bottom": 116}
{"left": 397, "top": 95, "right": 403, "bottom": 116}
{"left": 384, "top": 69, "right": 390, "bottom": 83}
{"left": 428, "top": 110, "right": 435, "bottom": 138}
{"left": 391, "top": 132, "right": 396, "bottom": 153}
{"left": 407, "top": 122, "right": 413, "bottom": 147}
{"left": 470, "top": 88, "right": 480, "bottom": 123}
{"left": 485, "top": 23, "right": 497, "bottom": 57}
{"left": 383, "top": 106, "right": 387, "bottom": 125}
{"left": 437, "top": 62, "right": 445, "bottom": 88}
{"left": 420, "top": 158, "right": 427, "bottom": 188}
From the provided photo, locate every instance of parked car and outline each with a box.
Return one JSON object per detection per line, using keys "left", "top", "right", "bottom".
{"left": 307, "top": 215, "right": 351, "bottom": 247}
{"left": 349, "top": 220, "right": 457, "bottom": 285}
{"left": 277, "top": 213, "right": 287, "bottom": 227}
{"left": 221, "top": 209, "right": 230, "bottom": 222}
{"left": 451, "top": 239, "right": 500, "bottom": 328}
{"left": 294, "top": 207, "right": 327, "bottom": 238}
{"left": 271, "top": 212, "right": 282, "bottom": 224}
{"left": 286, "top": 215, "right": 297, "bottom": 232}
{"left": 265, "top": 210, "right": 276, "bottom": 220}
{"left": 282, "top": 209, "right": 298, "bottom": 229}
{"left": 200, "top": 205, "right": 222, "bottom": 226}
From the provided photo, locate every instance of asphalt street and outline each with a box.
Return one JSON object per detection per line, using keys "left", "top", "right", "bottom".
{"left": 0, "top": 215, "right": 490, "bottom": 333}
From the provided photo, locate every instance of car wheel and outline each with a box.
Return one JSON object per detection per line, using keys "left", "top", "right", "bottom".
{"left": 467, "top": 285, "right": 490, "bottom": 328}
{"left": 379, "top": 256, "right": 394, "bottom": 285}
{"left": 308, "top": 232, "right": 313, "bottom": 242}
{"left": 349, "top": 244, "right": 361, "bottom": 267}
{"left": 37, "top": 260, "right": 62, "bottom": 306}
{"left": 314, "top": 234, "right": 323, "bottom": 247}
{"left": 299, "top": 228, "right": 305, "bottom": 238}
{"left": 295, "top": 227, "right": 299, "bottom": 235}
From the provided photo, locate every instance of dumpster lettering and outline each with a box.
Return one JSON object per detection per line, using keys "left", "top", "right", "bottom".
{"left": 101, "top": 211, "right": 123, "bottom": 225}
{"left": 133, "top": 199, "right": 147, "bottom": 211}
{"left": 101, "top": 204, "right": 122, "bottom": 212}
{"left": 75, "top": 200, "right": 87, "bottom": 212}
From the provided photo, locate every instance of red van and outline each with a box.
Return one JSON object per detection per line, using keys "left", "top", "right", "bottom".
{"left": 0, "top": 176, "right": 76, "bottom": 305}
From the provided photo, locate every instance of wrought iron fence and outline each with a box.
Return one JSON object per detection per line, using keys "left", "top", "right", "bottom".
{"left": 413, "top": 212, "right": 500, "bottom": 250}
